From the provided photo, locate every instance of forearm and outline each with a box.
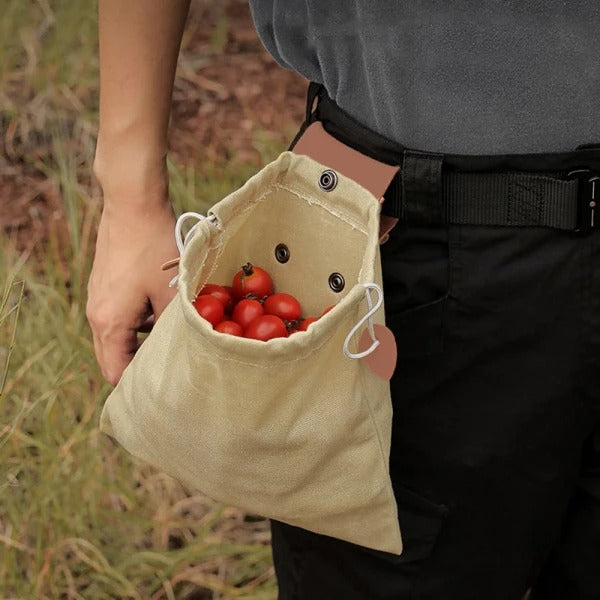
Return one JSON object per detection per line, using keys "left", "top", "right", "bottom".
{"left": 94, "top": 0, "right": 191, "bottom": 209}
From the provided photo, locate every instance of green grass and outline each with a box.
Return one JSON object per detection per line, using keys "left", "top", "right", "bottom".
{"left": 0, "top": 0, "right": 100, "bottom": 169}
{"left": 0, "top": 131, "right": 284, "bottom": 599}
{"left": 0, "top": 1, "right": 288, "bottom": 597}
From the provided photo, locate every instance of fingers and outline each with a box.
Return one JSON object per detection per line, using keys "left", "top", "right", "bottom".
{"left": 101, "top": 329, "right": 138, "bottom": 386}
{"left": 86, "top": 290, "right": 151, "bottom": 386}
{"left": 87, "top": 282, "right": 176, "bottom": 386}
{"left": 86, "top": 203, "right": 179, "bottom": 387}
{"left": 88, "top": 289, "right": 174, "bottom": 386}
{"left": 90, "top": 327, "right": 105, "bottom": 380}
{"left": 88, "top": 318, "right": 139, "bottom": 386}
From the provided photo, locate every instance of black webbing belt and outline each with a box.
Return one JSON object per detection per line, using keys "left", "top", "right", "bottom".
{"left": 289, "top": 82, "right": 600, "bottom": 235}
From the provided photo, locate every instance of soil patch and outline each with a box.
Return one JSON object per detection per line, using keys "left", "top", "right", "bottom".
{"left": 1, "top": 0, "right": 308, "bottom": 253}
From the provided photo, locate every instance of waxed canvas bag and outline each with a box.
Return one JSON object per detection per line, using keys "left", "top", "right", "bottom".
{"left": 99, "top": 128, "right": 402, "bottom": 555}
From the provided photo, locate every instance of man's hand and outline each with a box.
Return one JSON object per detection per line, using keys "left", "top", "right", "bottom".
{"left": 86, "top": 201, "right": 178, "bottom": 386}
{"left": 89, "top": 0, "right": 192, "bottom": 385}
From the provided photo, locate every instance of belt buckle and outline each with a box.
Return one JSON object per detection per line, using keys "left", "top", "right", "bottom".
{"left": 567, "top": 168, "right": 600, "bottom": 234}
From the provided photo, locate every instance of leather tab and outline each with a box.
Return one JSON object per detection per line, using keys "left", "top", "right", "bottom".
{"left": 379, "top": 215, "right": 399, "bottom": 244}
{"left": 292, "top": 121, "right": 400, "bottom": 202}
{"left": 161, "top": 257, "right": 180, "bottom": 271}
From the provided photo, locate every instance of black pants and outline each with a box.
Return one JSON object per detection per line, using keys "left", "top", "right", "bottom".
{"left": 270, "top": 215, "right": 600, "bottom": 598}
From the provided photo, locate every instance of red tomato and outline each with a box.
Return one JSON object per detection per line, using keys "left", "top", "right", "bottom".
{"left": 298, "top": 317, "right": 319, "bottom": 331}
{"left": 321, "top": 304, "right": 336, "bottom": 316}
{"left": 214, "top": 320, "right": 244, "bottom": 337}
{"left": 232, "top": 262, "right": 273, "bottom": 300}
{"left": 232, "top": 298, "right": 264, "bottom": 330}
{"left": 244, "top": 315, "right": 288, "bottom": 341}
{"left": 199, "top": 283, "right": 234, "bottom": 313}
{"left": 199, "top": 283, "right": 224, "bottom": 295}
{"left": 263, "top": 293, "right": 302, "bottom": 321}
{"left": 193, "top": 295, "right": 224, "bottom": 326}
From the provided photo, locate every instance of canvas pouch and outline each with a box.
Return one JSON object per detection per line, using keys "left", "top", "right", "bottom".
{"left": 99, "top": 137, "right": 402, "bottom": 555}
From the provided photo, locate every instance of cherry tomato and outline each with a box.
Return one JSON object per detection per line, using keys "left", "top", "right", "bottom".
{"left": 321, "top": 304, "right": 336, "bottom": 316}
{"left": 214, "top": 320, "right": 244, "bottom": 337}
{"left": 232, "top": 298, "right": 264, "bottom": 329}
{"left": 232, "top": 262, "right": 273, "bottom": 300}
{"left": 298, "top": 317, "right": 319, "bottom": 331}
{"left": 263, "top": 293, "right": 302, "bottom": 321}
{"left": 199, "top": 283, "right": 234, "bottom": 313}
{"left": 193, "top": 295, "right": 224, "bottom": 326}
{"left": 244, "top": 315, "right": 288, "bottom": 341}
{"left": 199, "top": 283, "right": 224, "bottom": 295}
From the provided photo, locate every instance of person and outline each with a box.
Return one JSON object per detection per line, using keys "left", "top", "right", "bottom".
{"left": 87, "top": 2, "right": 600, "bottom": 598}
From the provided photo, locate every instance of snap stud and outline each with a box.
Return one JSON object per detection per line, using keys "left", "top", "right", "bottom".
{"left": 275, "top": 243, "right": 290, "bottom": 263}
{"left": 328, "top": 272, "right": 345, "bottom": 292}
{"left": 319, "top": 170, "right": 338, "bottom": 191}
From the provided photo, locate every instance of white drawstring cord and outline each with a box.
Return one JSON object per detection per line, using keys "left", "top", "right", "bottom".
{"left": 171, "top": 211, "right": 382, "bottom": 359}
{"left": 169, "top": 212, "right": 218, "bottom": 287}
{"left": 342, "top": 283, "right": 383, "bottom": 359}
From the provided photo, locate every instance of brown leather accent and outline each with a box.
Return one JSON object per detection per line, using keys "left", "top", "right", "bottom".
{"left": 291, "top": 121, "right": 400, "bottom": 243}
{"left": 358, "top": 323, "right": 397, "bottom": 381}
{"left": 161, "top": 257, "right": 180, "bottom": 271}
{"left": 163, "top": 123, "right": 402, "bottom": 272}
{"left": 379, "top": 215, "right": 399, "bottom": 244}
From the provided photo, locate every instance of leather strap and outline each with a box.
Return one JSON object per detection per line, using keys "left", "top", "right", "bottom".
{"left": 162, "top": 120, "right": 403, "bottom": 272}
{"left": 291, "top": 121, "right": 400, "bottom": 243}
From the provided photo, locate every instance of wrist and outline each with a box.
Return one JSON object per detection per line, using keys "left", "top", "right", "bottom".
{"left": 93, "top": 136, "right": 171, "bottom": 211}
{"left": 100, "top": 191, "right": 175, "bottom": 223}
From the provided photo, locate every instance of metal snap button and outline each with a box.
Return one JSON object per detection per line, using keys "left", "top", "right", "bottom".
{"left": 328, "top": 272, "right": 345, "bottom": 292}
{"left": 274, "top": 243, "right": 290, "bottom": 263}
{"left": 319, "top": 170, "right": 338, "bottom": 192}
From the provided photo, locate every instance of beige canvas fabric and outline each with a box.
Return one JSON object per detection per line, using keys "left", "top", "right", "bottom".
{"left": 99, "top": 150, "right": 402, "bottom": 555}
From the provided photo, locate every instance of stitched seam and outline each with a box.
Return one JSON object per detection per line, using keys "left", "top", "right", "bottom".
{"left": 507, "top": 179, "right": 514, "bottom": 226}
{"left": 185, "top": 179, "right": 373, "bottom": 365}
{"left": 195, "top": 182, "right": 370, "bottom": 290}
{"left": 212, "top": 181, "right": 370, "bottom": 236}
{"left": 358, "top": 362, "right": 402, "bottom": 550}
{"left": 274, "top": 182, "right": 370, "bottom": 235}
{"left": 273, "top": 182, "right": 374, "bottom": 283}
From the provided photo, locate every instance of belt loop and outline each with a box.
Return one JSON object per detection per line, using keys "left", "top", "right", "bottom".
{"left": 289, "top": 81, "right": 325, "bottom": 151}
{"left": 401, "top": 150, "right": 445, "bottom": 225}
{"left": 306, "top": 81, "right": 324, "bottom": 121}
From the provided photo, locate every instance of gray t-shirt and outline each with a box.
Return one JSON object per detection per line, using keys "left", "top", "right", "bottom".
{"left": 248, "top": 1, "right": 600, "bottom": 154}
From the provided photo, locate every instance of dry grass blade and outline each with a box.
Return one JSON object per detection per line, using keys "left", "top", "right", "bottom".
{"left": 0, "top": 277, "right": 25, "bottom": 403}
{"left": 0, "top": 1, "right": 310, "bottom": 597}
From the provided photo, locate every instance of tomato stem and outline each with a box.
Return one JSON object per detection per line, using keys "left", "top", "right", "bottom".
{"left": 285, "top": 317, "right": 302, "bottom": 331}
{"left": 241, "top": 262, "right": 254, "bottom": 276}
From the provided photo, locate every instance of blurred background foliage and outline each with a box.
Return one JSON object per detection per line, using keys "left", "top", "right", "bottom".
{"left": 0, "top": 1, "right": 306, "bottom": 597}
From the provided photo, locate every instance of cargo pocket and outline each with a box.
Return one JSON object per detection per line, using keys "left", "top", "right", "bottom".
{"left": 380, "top": 220, "right": 461, "bottom": 359}
{"left": 270, "top": 484, "right": 448, "bottom": 599}
{"left": 390, "top": 482, "right": 449, "bottom": 562}
{"left": 351, "top": 483, "right": 449, "bottom": 599}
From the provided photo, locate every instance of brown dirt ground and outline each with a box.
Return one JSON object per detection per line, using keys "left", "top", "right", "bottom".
{"left": 169, "top": 0, "right": 308, "bottom": 168}
{"left": 1, "top": 0, "right": 308, "bottom": 254}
